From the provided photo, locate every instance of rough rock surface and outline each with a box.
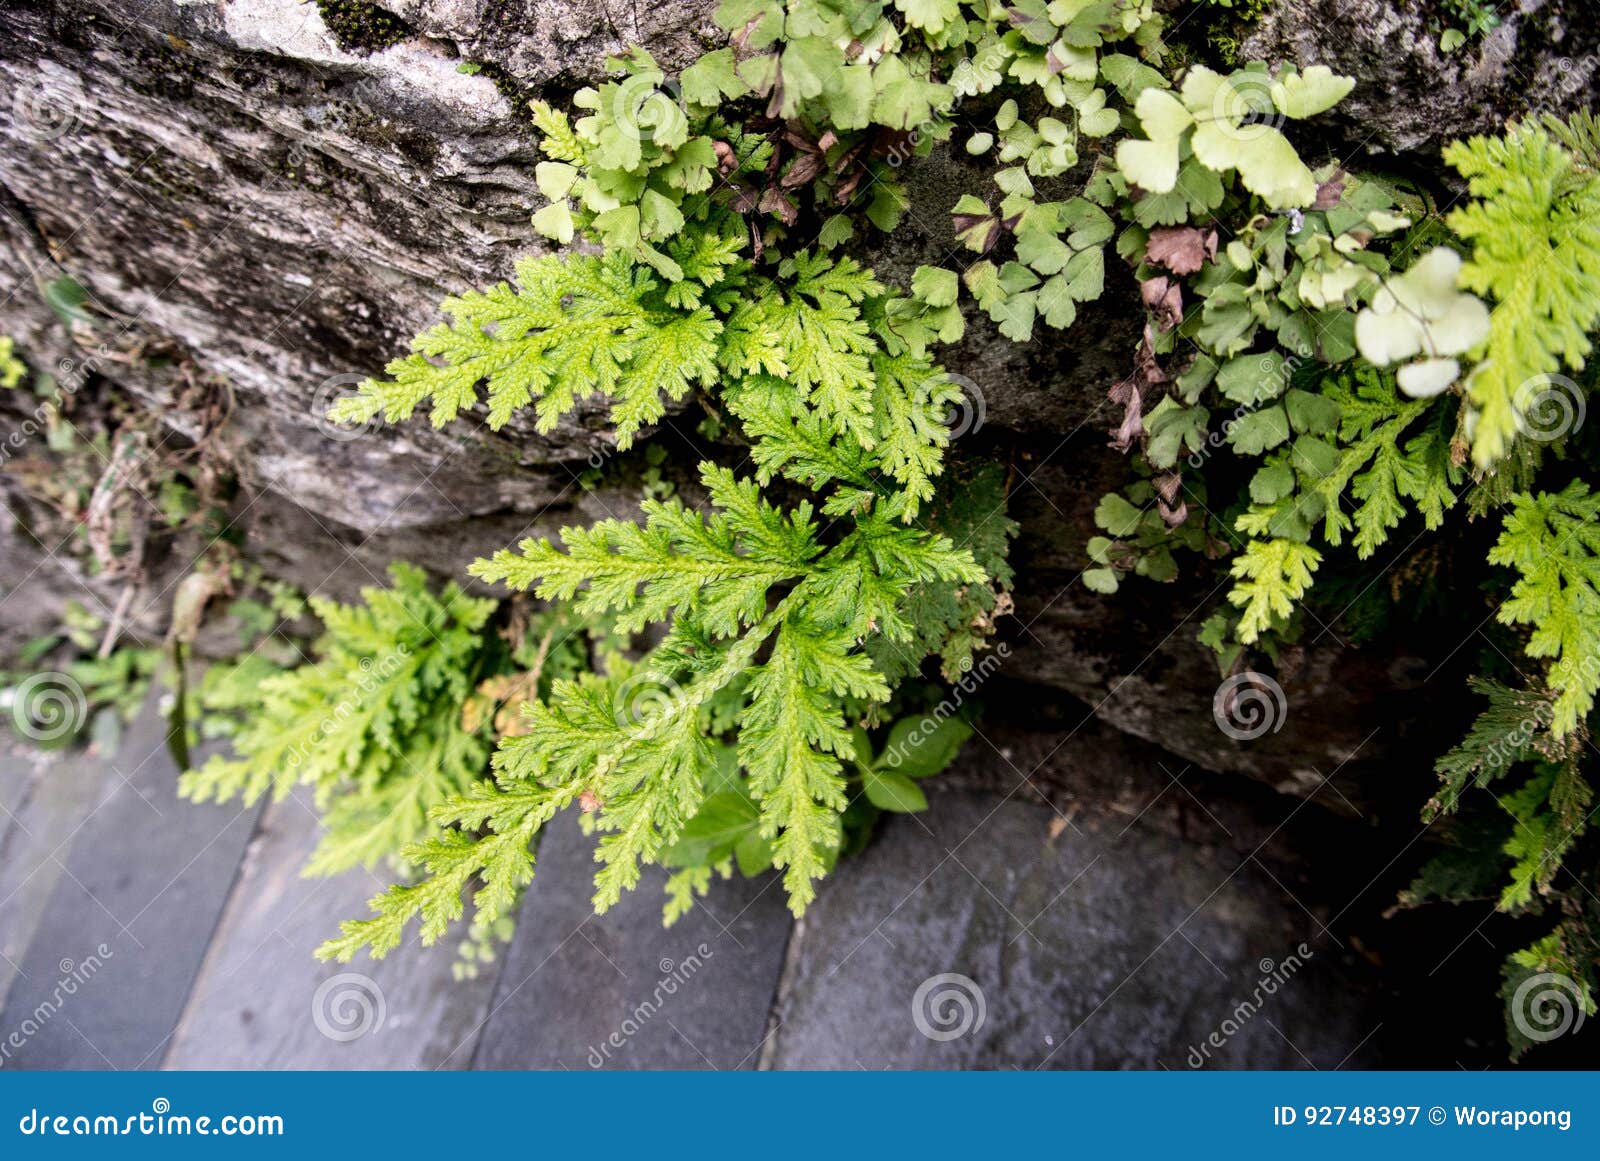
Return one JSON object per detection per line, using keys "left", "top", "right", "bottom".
{"left": 766, "top": 790, "right": 1383, "bottom": 1069}
{"left": 1245, "top": 0, "right": 1598, "bottom": 157}
{"left": 0, "top": 1, "right": 1580, "bottom": 793}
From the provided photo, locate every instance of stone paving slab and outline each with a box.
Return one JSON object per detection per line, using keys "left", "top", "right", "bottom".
{"left": 0, "top": 740, "right": 112, "bottom": 1015}
{"left": 0, "top": 698, "right": 261, "bottom": 1069}
{"left": 765, "top": 789, "right": 1384, "bottom": 1070}
{"left": 472, "top": 809, "right": 793, "bottom": 1070}
{"left": 165, "top": 789, "right": 501, "bottom": 1069}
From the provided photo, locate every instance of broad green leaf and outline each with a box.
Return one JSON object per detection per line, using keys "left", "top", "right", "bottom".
{"left": 1269, "top": 66, "right": 1354, "bottom": 119}
{"left": 1217, "top": 352, "right": 1288, "bottom": 405}
{"left": 912, "top": 265, "right": 960, "bottom": 307}
{"left": 878, "top": 715, "right": 972, "bottom": 779}
{"left": 1095, "top": 492, "right": 1143, "bottom": 536}
{"left": 1228, "top": 405, "right": 1292, "bottom": 454}
{"left": 864, "top": 768, "right": 928, "bottom": 812}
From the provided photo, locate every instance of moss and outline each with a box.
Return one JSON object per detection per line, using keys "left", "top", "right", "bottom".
{"left": 315, "top": 1, "right": 412, "bottom": 55}
{"left": 1182, "top": 0, "right": 1278, "bottom": 67}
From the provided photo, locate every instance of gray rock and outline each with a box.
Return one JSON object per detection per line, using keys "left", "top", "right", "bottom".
{"left": 765, "top": 789, "right": 1384, "bottom": 1069}
{"left": 164, "top": 790, "right": 502, "bottom": 1069}
{"left": 0, "top": 736, "right": 109, "bottom": 1014}
{"left": 1245, "top": 0, "right": 1598, "bottom": 157}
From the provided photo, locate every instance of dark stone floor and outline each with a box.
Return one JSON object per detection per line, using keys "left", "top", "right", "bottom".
{"left": 0, "top": 692, "right": 1459, "bottom": 1071}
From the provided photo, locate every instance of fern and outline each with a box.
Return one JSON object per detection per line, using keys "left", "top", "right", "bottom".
{"left": 1226, "top": 538, "right": 1320, "bottom": 645}
{"left": 181, "top": 564, "right": 497, "bottom": 876}
{"left": 1498, "top": 761, "right": 1592, "bottom": 910}
{"left": 1446, "top": 121, "right": 1600, "bottom": 467}
{"left": 1502, "top": 929, "right": 1598, "bottom": 1060}
{"left": 322, "top": 461, "right": 981, "bottom": 957}
{"left": 1232, "top": 368, "right": 1461, "bottom": 562}
{"left": 1429, "top": 679, "right": 1575, "bottom": 819}
{"left": 1489, "top": 482, "right": 1600, "bottom": 738}
{"left": 330, "top": 250, "right": 726, "bottom": 447}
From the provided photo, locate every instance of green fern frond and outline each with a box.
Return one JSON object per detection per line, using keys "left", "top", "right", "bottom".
{"left": 1446, "top": 122, "right": 1600, "bottom": 467}
{"left": 1317, "top": 371, "right": 1461, "bottom": 557}
{"left": 1488, "top": 481, "right": 1600, "bottom": 737}
{"left": 331, "top": 252, "right": 726, "bottom": 446}
{"left": 1227, "top": 538, "right": 1321, "bottom": 644}
{"left": 182, "top": 564, "right": 497, "bottom": 876}
{"left": 470, "top": 465, "right": 821, "bottom": 636}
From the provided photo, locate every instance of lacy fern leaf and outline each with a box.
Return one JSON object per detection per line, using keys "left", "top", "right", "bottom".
{"left": 1227, "top": 538, "right": 1321, "bottom": 644}
{"left": 1488, "top": 481, "right": 1600, "bottom": 737}
{"left": 1447, "top": 121, "right": 1600, "bottom": 467}
{"left": 181, "top": 564, "right": 496, "bottom": 876}
{"left": 330, "top": 252, "right": 723, "bottom": 447}
{"left": 324, "top": 468, "right": 983, "bottom": 956}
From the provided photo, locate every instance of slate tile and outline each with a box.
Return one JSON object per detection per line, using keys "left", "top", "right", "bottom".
{"left": 765, "top": 789, "right": 1383, "bottom": 1070}
{"left": 0, "top": 697, "right": 260, "bottom": 1069}
{"left": 472, "top": 809, "right": 792, "bottom": 1069}
{"left": 165, "top": 789, "right": 500, "bottom": 1069}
